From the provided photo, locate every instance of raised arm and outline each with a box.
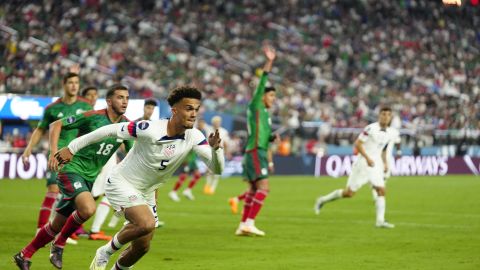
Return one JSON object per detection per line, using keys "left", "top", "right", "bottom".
{"left": 193, "top": 129, "right": 225, "bottom": 175}
{"left": 250, "top": 45, "right": 276, "bottom": 107}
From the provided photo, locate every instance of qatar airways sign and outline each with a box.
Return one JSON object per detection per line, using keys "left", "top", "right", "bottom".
{"left": 315, "top": 155, "right": 480, "bottom": 177}
{"left": 0, "top": 153, "right": 48, "bottom": 179}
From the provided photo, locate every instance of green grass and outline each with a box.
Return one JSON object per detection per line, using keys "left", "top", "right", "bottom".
{"left": 1, "top": 175, "right": 479, "bottom": 270}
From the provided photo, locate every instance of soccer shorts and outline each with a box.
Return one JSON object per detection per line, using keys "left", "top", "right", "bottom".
{"left": 56, "top": 172, "right": 94, "bottom": 217}
{"left": 91, "top": 154, "right": 117, "bottom": 197}
{"left": 46, "top": 170, "right": 58, "bottom": 186}
{"left": 105, "top": 174, "right": 155, "bottom": 215}
{"left": 346, "top": 158, "right": 384, "bottom": 192}
{"left": 242, "top": 148, "right": 269, "bottom": 182}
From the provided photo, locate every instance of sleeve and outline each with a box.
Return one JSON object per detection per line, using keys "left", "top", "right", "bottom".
{"left": 393, "top": 130, "right": 401, "bottom": 144}
{"left": 191, "top": 130, "right": 224, "bottom": 175}
{"left": 68, "top": 123, "right": 122, "bottom": 154}
{"left": 116, "top": 120, "right": 154, "bottom": 141}
{"left": 358, "top": 125, "right": 371, "bottom": 142}
{"left": 248, "top": 72, "right": 269, "bottom": 109}
{"left": 37, "top": 107, "right": 52, "bottom": 130}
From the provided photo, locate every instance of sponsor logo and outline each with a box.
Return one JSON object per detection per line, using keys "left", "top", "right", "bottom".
{"left": 57, "top": 112, "right": 64, "bottom": 118}
{"left": 138, "top": 121, "right": 149, "bottom": 130}
{"left": 74, "top": 182, "right": 82, "bottom": 189}
{"left": 66, "top": 116, "right": 76, "bottom": 124}
{"left": 76, "top": 109, "right": 85, "bottom": 114}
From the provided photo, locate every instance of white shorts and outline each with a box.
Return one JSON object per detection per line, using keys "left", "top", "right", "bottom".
{"left": 91, "top": 154, "right": 118, "bottom": 197}
{"left": 105, "top": 174, "right": 156, "bottom": 214}
{"left": 346, "top": 158, "right": 384, "bottom": 192}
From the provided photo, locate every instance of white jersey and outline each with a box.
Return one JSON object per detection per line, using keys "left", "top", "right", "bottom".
{"left": 356, "top": 122, "right": 397, "bottom": 163}
{"left": 68, "top": 119, "right": 224, "bottom": 194}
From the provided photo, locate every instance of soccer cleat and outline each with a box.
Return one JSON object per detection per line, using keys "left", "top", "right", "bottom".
{"left": 182, "top": 189, "right": 195, "bottom": 200}
{"left": 168, "top": 191, "right": 180, "bottom": 202}
{"left": 74, "top": 226, "right": 90, "bottom": 238}
{"left": 241, "top": 225, "right": 266, "bottom": 237}
{"left": 376, "top": 221, "right": 395, "bottom": 229}
{"left": 203, "top": 185, "right": 210, "bottom": 194}
{"left": 69, "top": 233, "right": 79, "bottom": 240}
{"left": 229, "top": 197, "right": 239, "bottom": 214}
{"left": 49, "top": 244, "right": 63, "bottom": 269}
{"left": 13, "top": 253, "right": 31, "bottom": 270}
{"left": 314, "top": 197, "right": 324, "bottom": 215}
{"left": 66, "top": 237, "right": 78, "bottom": 245}
{"left": 89, "top": 231, "right": 113, "bottom": 241}
{"left": 90, "top": 246, "right": 111, "bottom": 270}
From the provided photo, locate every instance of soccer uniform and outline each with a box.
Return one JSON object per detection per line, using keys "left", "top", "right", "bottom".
{"left": 384, "top": 128, "right": 401, "bottom": 179}
{"left": 242, "top": 72, "right": 272, "bottom": 181}
{"left": 182, "top": 151, "right": 199, "bottom": 173}
{"left": 37, "top": 97, "right": 92, "bottom": 186}
{"left": 347, "top": 122, "right": 397, "bottom": 192}
{"left": 56, "top": 109, "right": 133, "bottom": 216}
{"left": 67, "top": 119, "right": 224, "bottom": 213}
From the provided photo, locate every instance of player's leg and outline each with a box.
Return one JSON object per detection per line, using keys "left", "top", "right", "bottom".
{"left": 169, "top": 168, "right": 188, "bottom": 202}
{"left": 112, "top": 230, "right": 155, "bottom": 269}
{"left": 204, "top": 172, "right": 213, "bottom": 194}
{"left": 241, "top": 178, "right": 269, "bottom": 236}
{"left": 209, "top": 174, "right": 220, "bottom": 193}
{"left": 182, "top": 170, "right": 201, "bottom": 200}
{"left": 90, "top": 196, "right": 113, "bottom": 240}
{"left": 372, "top": 184, "right": 394, "bottom": 228}
{"left": 37, "top": 171, "right": 59, "bottom": 231}
{"left": 229, "top": 190, "right": 248, "bottom": 214}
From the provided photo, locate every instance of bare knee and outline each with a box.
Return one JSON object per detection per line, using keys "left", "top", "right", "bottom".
{"left": 136, "top": 240, "right": 151, "bottom": 254}
{"left": 78, "top": 204, "right": 96, "bottom": 219}
{"left": 343, "top": 190, "right": 355, "bottom": 198}
{"left": 135, "top": 220, "right": 156, "bottom": 237}
{"left": 48, "top": 184, "right": 59, "bottom": 193}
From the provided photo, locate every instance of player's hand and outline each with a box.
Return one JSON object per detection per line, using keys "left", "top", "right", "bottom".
{"left": 48, "top": 155, "right": 61, "bottom": 172}
{"left": 366, "top": 158, "right": 375, "bottom": 167}
{"left": 384, "top": 164, "right": 389, "bottom": 173}
{"left": 21, "top": 150, "right": 31, "bottom": 166}
{"left": 68, "top": 63, "right": 80, "bottom": 74}
{"left": 263, "top": 44, "right": 276, "bottom": 61}
{"left": 54, "top": 147, "right": 74, "bottom": 166}
{"left": 268, "top": 162, "right": 274, "bottom": 173}
{"left": 208, "top": 129, "right": 222, "bottom": 150}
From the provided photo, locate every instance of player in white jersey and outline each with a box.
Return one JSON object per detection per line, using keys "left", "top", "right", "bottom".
{"left": 55, "top": 86, "right": 224, "bottom": 270}
{"left": 314, "top": 107, "right": 396, "bottom": 228}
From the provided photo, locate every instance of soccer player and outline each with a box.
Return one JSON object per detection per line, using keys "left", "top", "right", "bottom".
{"left": 81, "top": 86, "right": 99, "bottom": 107}
{"left": 314, "top": 107, "right": 397, "bottom": 228}
{"left": 13, "top": 85, "right": 132, "bottom": 270}
{"left": 137, "top": 98, "right": 158, "bottom": 121}
{"left": 235, "top": 45, "right": 277, "bottom": 237}
{"left": 21, "top": 72, "right": 92, "bottom": 237}
{"left": 54, "top": 86, "right": 224, "bottom": 270}
{"left": 168, "top": 151, "right": 202, "bottom": 201}
{"left": 204, "top": 115, "right": 230, "bottom": 195}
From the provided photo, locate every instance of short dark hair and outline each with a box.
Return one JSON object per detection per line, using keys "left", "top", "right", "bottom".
{"left": 81, "top": 86, "right": 98, "bottom": 97}
{"left": 265, "top": 86, "right": 276, "bottom": 93}
{"left": 106, "top": 84, "right": 129, "bottom": 99}
{"left": 63, "top": 72, "right": 79, "bottom": 85}
{"left": 167, "top": 86, "right": 202, "bottom": 106}
{"left": 380, "top": 106, "right": 392, "bottom": 113}
{"left": 144, "top": 99, "right": 158, "bottom": 107}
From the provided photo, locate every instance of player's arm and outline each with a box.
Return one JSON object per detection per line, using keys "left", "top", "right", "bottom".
{"left": 354, "top": 139, "right": 374, "bottom": 167}
{"left": 267, "top": 147, "right": 274, "bottom": 173}
{"left": 382, "top": 146, "right": 388, "bottom": 173}
{"left": 193, "top": 129, "right": 225, "bottom": 175}
{"left": 249, "top": 45, "right": 276, "bottom": 108}
{"left": 22, "top": 127, "right": 45, "bottom": 165}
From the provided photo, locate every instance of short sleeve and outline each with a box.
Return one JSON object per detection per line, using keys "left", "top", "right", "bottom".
{"left": 358, "top": 126, "right": 371, "bottom": 142}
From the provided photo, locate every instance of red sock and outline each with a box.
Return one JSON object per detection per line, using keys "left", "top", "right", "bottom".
{"left": 37, "top": 192, "right": 58, "bottom": 229}
{"left": 53, "top": 211, "right": 87, "bottom": 248}
{"left": 187, "top": 172, "right": 201, "bottom": 189}
{"left": 237, "top": 191, "right": 248, "bottom": 201}
{"left": 173, "top": 173, "right": 187, "bottom": 191}
{"left": 241, "top": 192, "right": 255, "bottom": 222}
{"left": 248, "top": 189, "right": 269, "bottom": 220}
{"left": 21, "top": 223, "right": 58, "bottom": 259}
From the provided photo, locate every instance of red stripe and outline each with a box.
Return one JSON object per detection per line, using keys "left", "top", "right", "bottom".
{"left": 127, "top": 121, "right": 136, "bottom": 137}
{"left": 252, "top": 149, "right": 261, "bottom": 175}
{"left": 83, "top": 109, "right": 107, "bottom": 117}
{"left": 58, "top": 173, "right": 74, "bottom": 193}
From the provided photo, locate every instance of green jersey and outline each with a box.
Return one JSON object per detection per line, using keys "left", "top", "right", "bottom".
{"left": 245, "top": 72, "right": 272, "bottom": 151}
{"left": 60, "top": 109, "right": 134, "bottom": 181}
{"left": 38, "top": 97, "right": 92, "bottom": 149}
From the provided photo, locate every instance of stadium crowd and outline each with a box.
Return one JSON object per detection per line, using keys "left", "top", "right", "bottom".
{"left": 1, "top": 0, "right": 479, "bottom": 153}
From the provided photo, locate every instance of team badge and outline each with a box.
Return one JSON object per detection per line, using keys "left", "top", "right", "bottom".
{"left": 74, "top": 182, "right": 82, "bottom": 189}
{"left": 66, "top": 116, "right": 76, "bottom": 124}
{"left": 163, "top": 144, "right": 176, "bottom": 157}
{"left": 129, "top": 195, "right": 138, "bottom": 202}
{"left": 138, "top": 121, "right": 149, "bottom": 130}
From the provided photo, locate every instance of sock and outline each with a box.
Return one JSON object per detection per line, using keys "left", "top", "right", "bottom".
{"left": 371, "top": 188, "right": 378, "bottom": 201}
{"left": 105, "top": 234, "right": 124, "bottom": 255}
{"left": 91, "top": 197, "right": 111, "bottom": 233}
{"left": 210, "top": 175, "right": 220, "bottom": 192}
{"left": 205, "top": 174, "right": 213, "bottom": 188}
{"left": 173, "top": 173, "right": 187, "bottom": 191}
{"left": 53, "top": 211, "right": 87, "bottom": 248}
{"left": 112, "top": 261, "right": 132, "bottom": 270}
{"left": 108, "top": 215, "right": 120, "bottom": 228}
{"left": 187, "top": 172, "right": 201, "bottom": 189}
{"left": 21, "top": 223, "right": 58, "bottom": 259}
{"left": 237, "top": 191, "right": 248, "bottom": 201}
{"left": 241, "top": 192, "right": 254, "bottom": 222}
{"left": 247, "top": 189, "right": 269, "bottom": 220}
{"left": 37, "top": 192, "right": 58, "bottom": 229}
{"left": 321, "top": 189, "right": 343, "bottom": 203}
{"left": 375, "top": 196, "right": 386, "bottom": 223}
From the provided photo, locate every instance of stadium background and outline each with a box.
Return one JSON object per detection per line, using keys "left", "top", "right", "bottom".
{"left": 0, "top": 1, "right": 479, "bottom": 270}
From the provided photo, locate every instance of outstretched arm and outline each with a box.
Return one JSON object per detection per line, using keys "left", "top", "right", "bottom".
{"left": 250, "top": 45, "right": 276, "bottom": 107}
{"left": 193, "top": 129, "right": 225, "bottom": 175}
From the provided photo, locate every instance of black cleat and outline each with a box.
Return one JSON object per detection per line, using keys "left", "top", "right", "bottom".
{"left": 49, "top": 244, "right": 64, "bottom": 269}
{"left": 13, "top": 252, "right": 31, "bottom": 270}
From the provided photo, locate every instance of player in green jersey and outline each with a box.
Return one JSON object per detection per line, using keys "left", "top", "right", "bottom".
{"left": 235, "top": 45, "right": 277, "bottom": 237}
{"left": 21, "top": 72, "right": 92, "bottom": 234}
{"left": 13, "top": 85, "right": 132, "bottom": 270}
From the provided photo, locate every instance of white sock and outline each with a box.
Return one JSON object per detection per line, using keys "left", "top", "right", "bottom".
{"left": 91, "top": 197, "right": 111, "bottom": 233}
{"left": 206, "top": 174, "right": 213, "bottom": 188}
{"left": 105, "top": 234, "right": 123, "bottom": 255}
{"left": 108, "top": 215, "right": 120, "bottom": 228}
{"left": 375, "top": 196, "right": 386, "bottom": 223}
{"left": 210, "top": 175, "right": 220, "bottom": 192}
{"left": 245, "top": 218, "right": 255, "bottom": 227}
{"left": 321, "top": 189, "right": 343, "bottom": 203}
{"left": 371, "top": 189, "right": 378, "bottom": 201}
{"left": 111, "top": 261, "right": 132, "bottom": 270}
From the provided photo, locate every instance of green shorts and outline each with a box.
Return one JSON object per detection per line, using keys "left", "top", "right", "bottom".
{"left": 242, "top": 148, "right": 269, "bottom": 182}
{"left": 56, "top": 172, "right": 94, "bottom": 217}
{"left": 183, "top": 159, "right": 198, "bottom": 173}
{"left": 45, "top": 170, "right": 58, "bottom": 186}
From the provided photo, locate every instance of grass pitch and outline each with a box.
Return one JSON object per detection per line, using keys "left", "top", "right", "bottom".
{"left": 1, "top": 175, "right": 479, "bottom": 270}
